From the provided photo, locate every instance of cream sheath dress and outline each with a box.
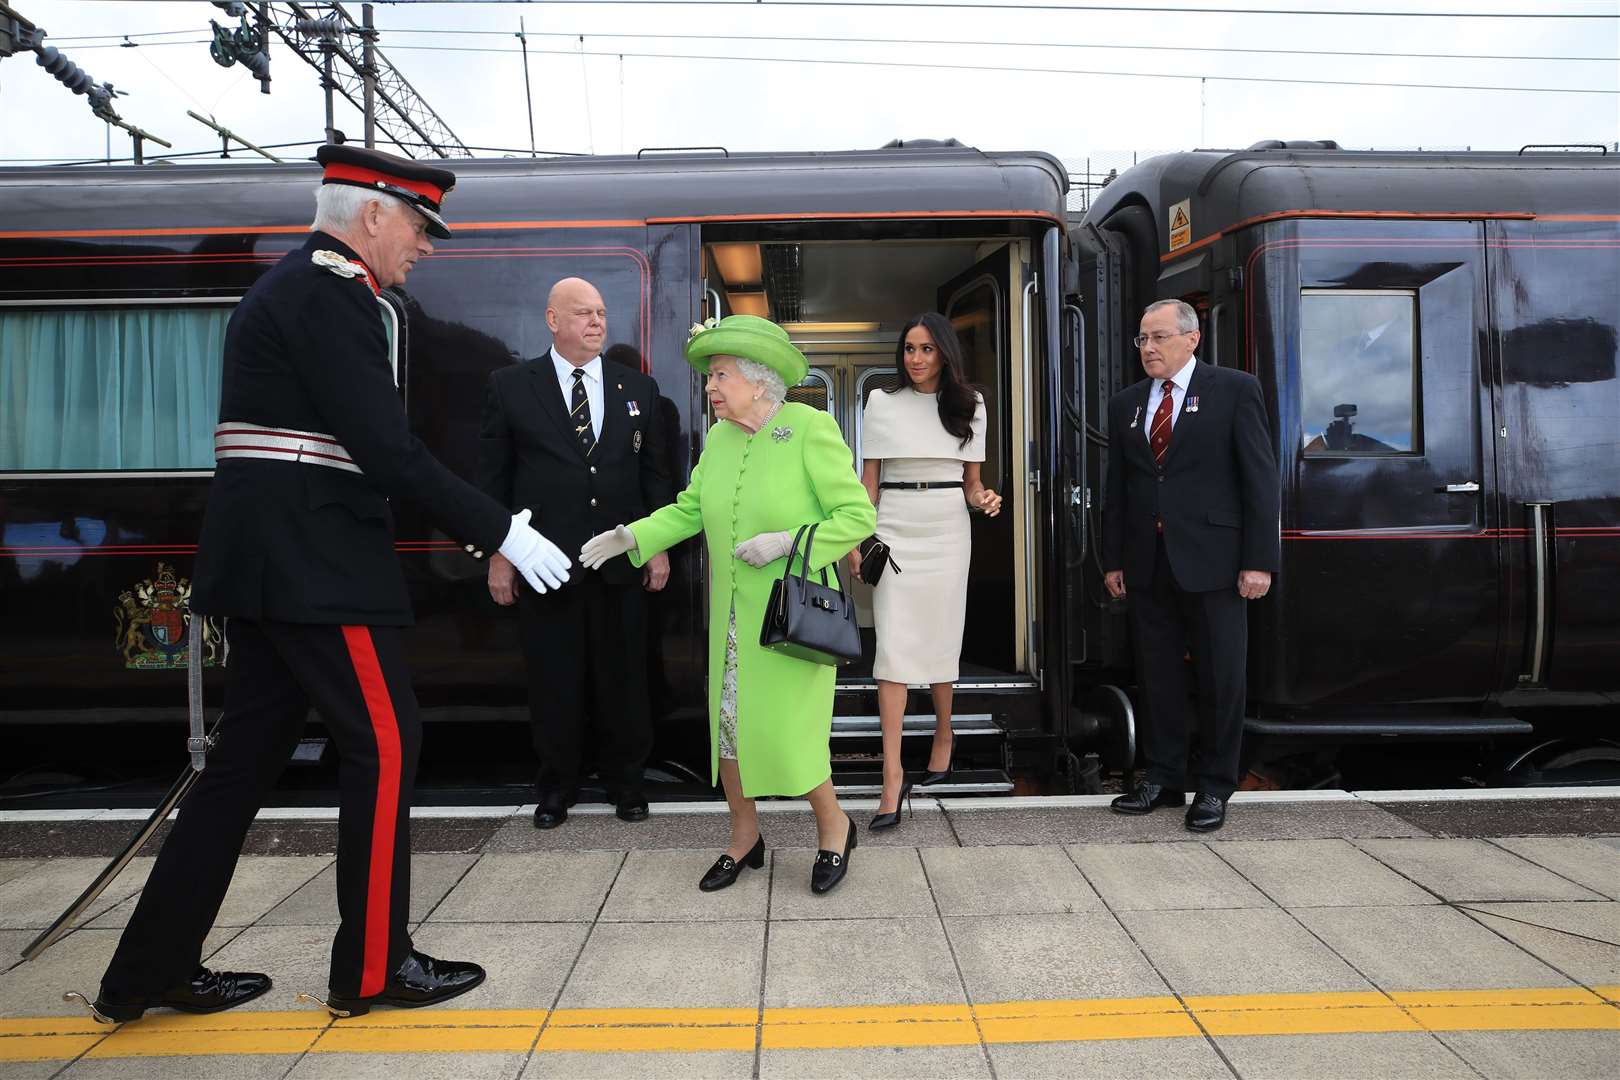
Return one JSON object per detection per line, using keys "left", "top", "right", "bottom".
{"left": 862, "top": 388, "right": 987, "bottom": 685}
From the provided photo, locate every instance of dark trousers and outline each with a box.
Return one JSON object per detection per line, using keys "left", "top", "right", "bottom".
{"left": 518, "top": 572, "right": 651, "bottom": 802}
{"left": 101, "top": 619, "right": 419, "bottom": 1001}
{"left": 1128, "top": 536, "right": 1247, "bottom": 799}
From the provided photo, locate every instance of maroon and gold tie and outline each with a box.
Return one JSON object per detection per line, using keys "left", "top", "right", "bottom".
{"left": 1149, "top": 380, "right": 1176, "bottom": 466}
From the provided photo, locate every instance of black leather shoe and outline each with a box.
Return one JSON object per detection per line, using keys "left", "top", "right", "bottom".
{"left": 916, "top": 733, "right": 957, "bottom": 786}
{"left": 1185, "top": 792, "right": 1227, "bottom": 833}
{"left": 615, "top": 797, "right": 650, "bottom": 823}
{"left": 869, "top": 778, "right": 914, "bottom": 831}
{"left": 533, "top": 802, "right": 567, "bottom": 829}
{"left": 1110, "top": 783, "right": 1187, "bottom": 816}
{"left": 699, "top": 835, "right": 766, "bottom": 891}
{"left": 327, "top": 950, "right": 486, "bottom": 1017}
{"left": 93, "top": 967, "right": 272, "bottom": 1023}
{"left": 810, "top": 817, "right": 857, "bottom": 894}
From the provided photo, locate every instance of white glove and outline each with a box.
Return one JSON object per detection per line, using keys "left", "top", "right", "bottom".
{"left": 580, "top": 525, "right": 638, "bottom": 570}
{"left": 498, "top": 509, "right": 571, "bottom": 593}
{"left": 734, "top": 530, "right": 795, "bottom": 568}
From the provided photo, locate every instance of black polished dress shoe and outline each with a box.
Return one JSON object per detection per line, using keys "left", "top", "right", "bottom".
{"left": 1185, "top": 792, "right": 1228, "bottom": 832}
{"left": 869, "top": 778, "right": 913, "bottom": 831}
{"left": 326, "top": 950, "right": 486, "bottom": 1017}
{"left": 699, "top": 835, "right": 766, "bottom": 891}
{"left": 810, "top": 817, "right": 857, "bottom": 894}
{"left": 1109, "top": 782, "right": 1187, "bottom": 816}
{"left": 533, "top": 802, "right": 567, "bottom": 829}
{"left": 92, "top": 967, "right": 272, "bottom": 1023}
{"left": 916, "top": 733, "right": 956, "bottom": 786}
{"left": 615, "top": 797, "right": 650, "bottom": 823}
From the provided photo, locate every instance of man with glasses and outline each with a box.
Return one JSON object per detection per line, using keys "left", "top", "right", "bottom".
{"left": 1101, "top": 299, "right": 1279, "bottom": 832}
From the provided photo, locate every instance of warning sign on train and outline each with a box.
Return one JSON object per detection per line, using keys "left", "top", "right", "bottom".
{"left": 1168, "top": 198, "right": 1192, "bottom": 251}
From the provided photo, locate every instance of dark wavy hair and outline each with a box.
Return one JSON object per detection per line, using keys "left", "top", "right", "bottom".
{"left": 888, "top": 311, "right": 980, "bottom": 448}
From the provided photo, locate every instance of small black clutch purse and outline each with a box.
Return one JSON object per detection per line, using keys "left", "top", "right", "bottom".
{"left": 760, "top": 524, "right": 863, "bottom": 666}
{"left": 855, "top": 535, "right": 902, "bottom": 587}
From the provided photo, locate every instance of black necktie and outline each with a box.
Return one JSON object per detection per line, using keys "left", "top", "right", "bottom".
{"left": 570, "top": 369, "right": 596, "bottom": 457}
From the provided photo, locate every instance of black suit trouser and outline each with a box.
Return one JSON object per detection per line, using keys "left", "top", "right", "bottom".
{"left": 1128, "top": 536, "right": 1247, "bottom": 799}
{"left": 517, "top": 572, "right": 651, "bottom": 800}
{"left": 101, "top": 618, "right": 419, "bottom": 1001}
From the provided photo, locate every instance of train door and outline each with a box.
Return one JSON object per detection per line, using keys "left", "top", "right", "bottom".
{"left": 1259, "top": 222, "right": 1499, "bottom": 707}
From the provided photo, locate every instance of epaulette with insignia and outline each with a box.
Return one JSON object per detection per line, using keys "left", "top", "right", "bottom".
{"left": 312, "top": 249, "right": 369, "bottom": 279}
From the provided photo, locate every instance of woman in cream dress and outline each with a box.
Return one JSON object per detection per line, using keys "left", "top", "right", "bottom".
{"left": 852, "top": 312, "right": 1001, "bottom": 830}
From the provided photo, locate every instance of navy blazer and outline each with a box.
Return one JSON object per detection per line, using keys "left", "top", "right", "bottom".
{"left": 1101, "top": 361, "right": 1280, "bottom": 593}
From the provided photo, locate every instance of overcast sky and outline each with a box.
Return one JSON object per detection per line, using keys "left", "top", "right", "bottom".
{"left": 3, "top": 0, "right": 1616, "bottom": 169}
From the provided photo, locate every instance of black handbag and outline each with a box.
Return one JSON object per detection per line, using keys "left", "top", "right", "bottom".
{"left": 855, "top": 535, "right": 902, "bottom": 587}
{"left": 759, "top": 524, "right": 863, "bottom": 666}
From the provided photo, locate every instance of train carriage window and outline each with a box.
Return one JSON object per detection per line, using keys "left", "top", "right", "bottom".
{"left": 1300, "top": 290, "right": 1419, "bottom": 455}
{"left": 0, "top": 303, "right": 232, "bottom": 472}
{"left": 791, "top": 369, "right": 833, "bottom": 414}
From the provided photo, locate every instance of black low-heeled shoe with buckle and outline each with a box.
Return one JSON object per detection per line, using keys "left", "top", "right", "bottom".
{"left": 84, "top": 966, "right": 272, "bottom": 1024}
{"left": 699, "top": 835, "right": 765, "bottom": 892}
{"left": 810, "top": 818, "right": 857, "bottom": 894}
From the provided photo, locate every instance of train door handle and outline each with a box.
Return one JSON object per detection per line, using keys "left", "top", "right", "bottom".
{"left": 1437, "top": 481, "right": 1481, "bottom": 493}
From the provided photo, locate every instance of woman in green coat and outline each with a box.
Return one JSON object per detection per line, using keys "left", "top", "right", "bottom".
{"left": 581, "top": 315, "right": 875, "bottom": 895}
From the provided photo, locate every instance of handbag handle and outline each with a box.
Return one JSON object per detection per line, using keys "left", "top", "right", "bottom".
{"left": 783, "top": 523, "right": 848, "bottom": 598}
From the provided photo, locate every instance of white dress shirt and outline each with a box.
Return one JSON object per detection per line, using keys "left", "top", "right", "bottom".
{"left": 551, "top": 348, "right": 604, "bottom": 441}
{"left": 1143, "top": 354, "right": 1197, "bottom": 446}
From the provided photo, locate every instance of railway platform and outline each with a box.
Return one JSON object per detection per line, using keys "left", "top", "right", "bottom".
{"left": 0, "top": 788, "right": 1616, "bottom": 1079}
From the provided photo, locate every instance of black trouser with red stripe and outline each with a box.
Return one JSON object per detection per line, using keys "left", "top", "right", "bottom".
{"left": 101, "top": 618, "right": 418, "bottom": 1001}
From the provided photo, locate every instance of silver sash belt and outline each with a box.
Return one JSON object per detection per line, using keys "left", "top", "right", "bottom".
{"left": 213, "top": 423, "right": 361, "bottom": 474}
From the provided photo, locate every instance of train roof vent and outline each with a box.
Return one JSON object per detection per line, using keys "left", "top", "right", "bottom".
{"left": 1245, "top": 139, "right": 1342, "bottom": 151}
{"left": 882, "top": 138, "right": 964, "bottom": 149}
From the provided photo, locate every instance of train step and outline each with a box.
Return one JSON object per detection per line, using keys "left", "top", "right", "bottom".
{"left": 829, "top": 713, "right": 999, "bottom": 739}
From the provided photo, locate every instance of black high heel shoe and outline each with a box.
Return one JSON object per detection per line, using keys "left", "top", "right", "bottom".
{"left": 811, "top": 817, "right": 857, "bottom": 894}
{"left": 916, "top": 733, "right": 956, "bottom": 786}
{"left": 699, "top": 835, "right": 765, "bottom": 892}
{"left": 868, "top": 777, "right": 914, "bottom": 831}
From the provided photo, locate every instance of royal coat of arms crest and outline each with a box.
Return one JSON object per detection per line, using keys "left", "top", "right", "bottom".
{"left": 113, "top": 562, "right": 221, "bottom": 670}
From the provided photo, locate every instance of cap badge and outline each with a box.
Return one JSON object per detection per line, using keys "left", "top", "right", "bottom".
{"left": 312, "top": 250, "right": 366, "bottom": 279}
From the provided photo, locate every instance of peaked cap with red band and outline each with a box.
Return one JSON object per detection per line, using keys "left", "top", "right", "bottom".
{"left": 315, "top": 143, "right": 457, "bottom": 239}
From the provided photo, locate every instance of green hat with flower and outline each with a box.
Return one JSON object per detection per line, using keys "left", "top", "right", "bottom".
{"left": 685, "top": 314, "right": 808, "bottom": 387}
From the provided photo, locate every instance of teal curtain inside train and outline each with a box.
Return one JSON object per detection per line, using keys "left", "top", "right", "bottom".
{"left": 0, "top": 305, "right": 230, "bottom": 471}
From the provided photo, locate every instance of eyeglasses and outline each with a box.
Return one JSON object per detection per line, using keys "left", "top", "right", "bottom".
{"left": 1133, "top": 331, "right": 1194, "bottom": 349}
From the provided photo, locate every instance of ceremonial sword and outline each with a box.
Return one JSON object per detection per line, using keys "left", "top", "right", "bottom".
{"left": 21, "top": 615, "right": 221, "bottom": 965}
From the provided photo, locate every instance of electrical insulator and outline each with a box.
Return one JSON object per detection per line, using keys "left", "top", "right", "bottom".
{"left": 36, "top": 45, "right": 93, "bottom": 95}
{"left": 294, "top": 16, "right": 342, "bottom": 39}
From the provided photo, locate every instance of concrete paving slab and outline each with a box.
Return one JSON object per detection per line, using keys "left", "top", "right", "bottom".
{"left": 1372, "top": 797, "right": 1620, "bottom": 839}
{"left": 945, "top": 913, "right": 1169, "bottom": 1003}
{"left": 1120, "top": 908, "right": 1374, "bottom": 996}
{"left": 89, "top": 856, "right": 331, "bottom": 929}
{"left": 0, "top": 927, "right": 124, "bottom": 1016}
{"left": 1596, "top": 836, "right": 1620, "bottom": 853}
{"left": 598, "top": 848, "right": 768, "bottom": 922}
{"left": 920, "top": 846, "right": 1103, "bottom": 916}
{"left": 1461, "top": 902, "right": 1620, "bottom": 986}
{"left": 258, "top": 853, "right": 478, "bottom": 926}
{"left": 0, "top": 1062, "right": 62, "bottom": 1080}
{"left": 409, "top": 921, "right": 591, "bottom": 1011}
{"left": 484, "top": 814, "right": 735, "bottom": 854}
{"left": 945, "top": 802, "right": 1424, "bottom": 847}
{"left": 1437, "top": 1029, "right": 1620, "bottom": 1080}
{"left": 761, "top": 1044, "right": 991, "bottom": 1078}
{"left": 523, "top": 1050, "right": 755, "bottom": 1078}
{"left": 1211, "top": 839, "right": 1439, "bottom": 908}
{"left": 1355, "top": 838, "right": 1604, "bottom": 902}
{"left": 1213, "top": 1031, "right": 1476, "bottom": 1079}
{"left": 289, "top": 1052, "right": 527, "bottom": 1079}
{"left": 769, "top": 848, "right": 934, "bottom": 921}
{"left": 556, "top": 920, "right": 764, "bottom": 1010}
{"left": 429, "top": 852, "right": 623, "bottom": 923}
{"left": 1293, "top": 905, "right": 1573, "bottom": 990}
{"left": 0, "top": 857, "right": 154, "bottom": 930}
{"left": 1490, "top": 837, "right": 1620, "bottom": 900}
{"left": 986, "top": 1035, "right": 1232, "bottom": 1079}
{"left": 764, "top": 917, "right": 961, "bottom": 1008}
{"left": 0, "top": 859, "right": 40, "bottom": 889}
{"left": 1068, "top": 842, "right": 1273, "bottom": 911}
{"left": 59, "top": 1054, "right": 303, "bottom": 1079}
{"left": 200, "top": 924, "right": 339, "bottom": 1011}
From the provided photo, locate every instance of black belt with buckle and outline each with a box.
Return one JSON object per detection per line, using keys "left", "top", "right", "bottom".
{"left": 879, "top": 481, "right": 964, "bottom": 491}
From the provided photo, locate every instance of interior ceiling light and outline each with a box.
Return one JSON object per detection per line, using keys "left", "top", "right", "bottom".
{"left": 729, "top": 291, "right": 770, "bottom": 318}
{"left": 711, "top": 243, "right": 764, "bottom": 287}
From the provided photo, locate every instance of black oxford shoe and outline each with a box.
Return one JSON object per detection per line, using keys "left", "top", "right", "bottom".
{"left": 533, "top": 802, "right": 568, "bottom": 829}
{"left": 699, "top": 835, "right": 766, "bottom": 891}
{"left": 810, "top": 818, "right": 857, "bottom": 894}
{"left": 1110, "top": 783, "right": 1187, "bottom": 816}
{"left": 1185, "top": 792, "right": 1228, "bottom": 833}
{"left": 92, "top": 967, "right": 271, "bottom": 1023}
{"left": 327, "top": 950, "right": 485, "bottom": 1018}
{"left": 615, "top": 797, "right": 650, "bottom": 823}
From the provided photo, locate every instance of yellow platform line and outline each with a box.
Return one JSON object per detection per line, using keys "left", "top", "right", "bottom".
{"left": 1, "top": 986, "right": 1615, "bottom": 1062}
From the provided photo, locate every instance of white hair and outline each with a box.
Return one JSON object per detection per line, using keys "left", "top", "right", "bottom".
{"left": 731, "top": 356, "right": 788, "bottom": 405}
{"left": 1144, "top": 298, "right": 1200, "bottom": 334}
{"left": 311, "top": 183, "right": 409, "bottom": 234}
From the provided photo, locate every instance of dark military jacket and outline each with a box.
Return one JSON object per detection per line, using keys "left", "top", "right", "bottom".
{"left": 193, "top": 232, "right": 510, "bottom": 625}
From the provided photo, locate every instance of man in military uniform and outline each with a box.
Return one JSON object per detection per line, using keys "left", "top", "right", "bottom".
{"left": 89, "top": 145, "right": 572, "bottom": 1022}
